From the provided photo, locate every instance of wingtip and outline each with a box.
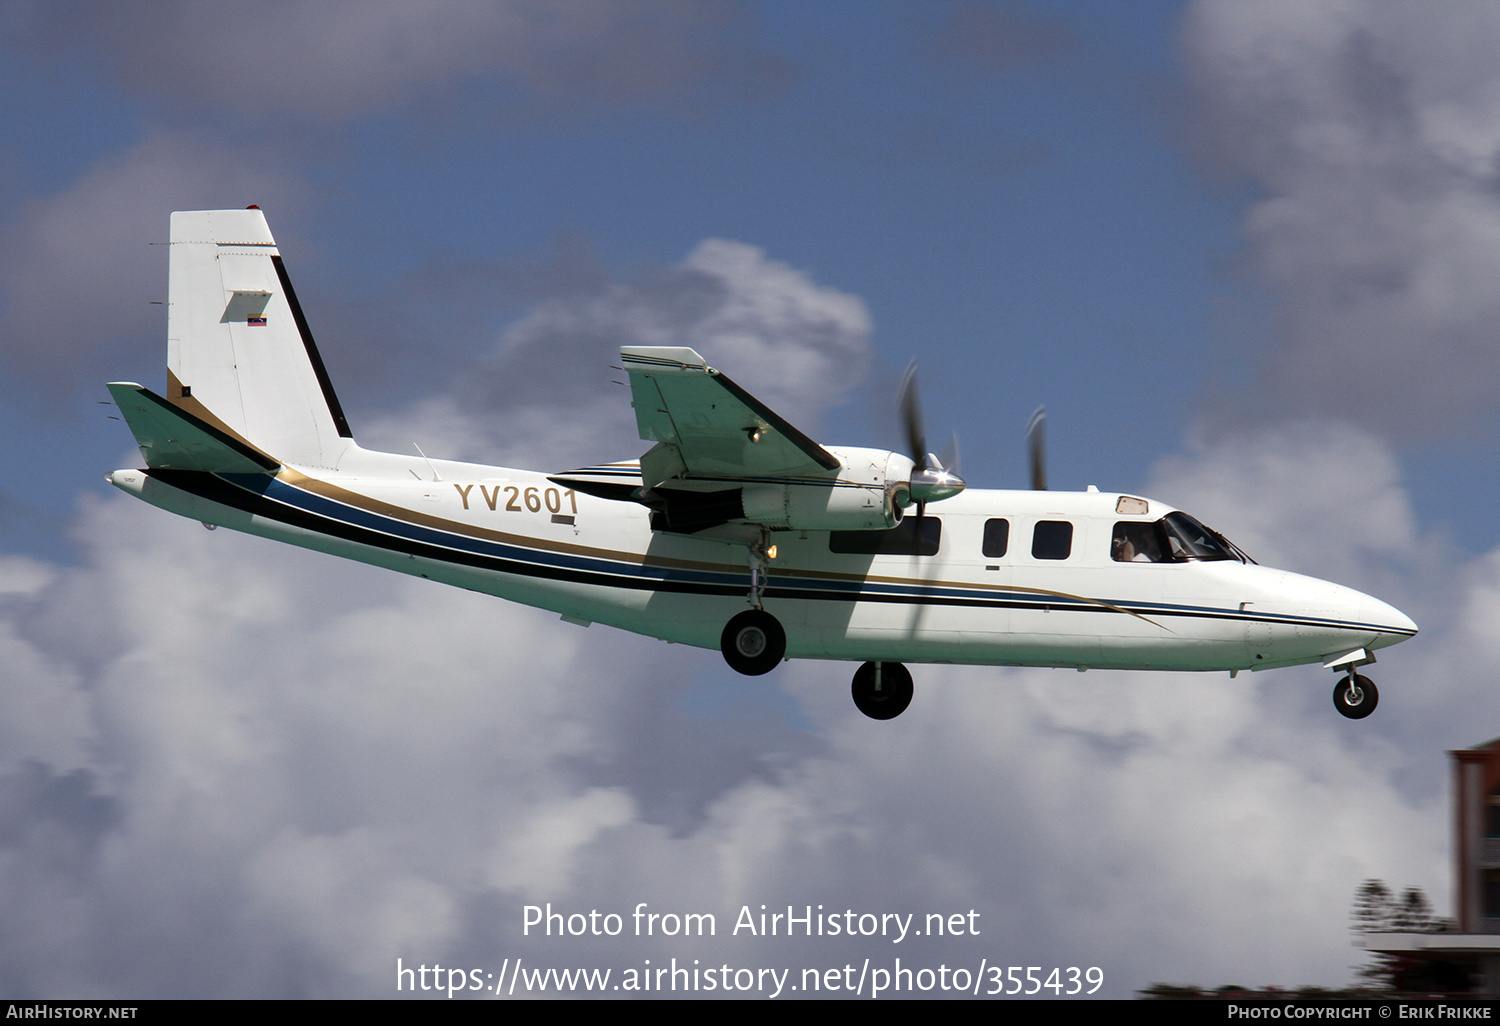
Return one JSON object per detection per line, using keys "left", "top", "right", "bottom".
{"left": 620, "top": 346, "right": 710, "bottom": 371}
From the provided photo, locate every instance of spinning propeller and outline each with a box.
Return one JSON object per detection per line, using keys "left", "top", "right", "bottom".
{"left": 898, "top": 363, "right": 966, "bottom": 518}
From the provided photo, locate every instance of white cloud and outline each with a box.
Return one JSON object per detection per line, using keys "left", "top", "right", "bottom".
{"left": 1144, "top": 421, "right": 1423, "bottom": 595}
{"left": 0, "top": 557, "right": 53, "bottom": 597}
{"left": 1142, "top": 422, "right": 1491, "bottom": 749}
{"left": 0, "top": 355, "right": 1466, "bottom": 998}
{"left": 1182, "top": 0, "right": 1500, "bottom": 439}
{"left": 1, "top": 0, "right": 1484, "bottom": 1000}
{"left": 365, "top": 237, "right": 874, "bottom": 469}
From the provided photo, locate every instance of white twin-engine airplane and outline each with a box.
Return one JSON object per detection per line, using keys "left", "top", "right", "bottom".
{"left": 106, "top": 209, "right": 1417, "bottom": 720}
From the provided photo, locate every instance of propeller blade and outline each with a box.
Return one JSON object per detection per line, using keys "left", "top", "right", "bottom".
{"left": 898, "top": 361, "right": 926, "bottom": 468}
{"left": 937, "top": 432, "right": 960, "bottom": 476}
{"left": 1027, "top": 405, "right": 1047, "bottom": 491}
{"left": 897, "top": 360, "right": 967, "bottom": 511}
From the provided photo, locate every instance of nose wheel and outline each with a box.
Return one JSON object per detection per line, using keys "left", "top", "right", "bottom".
{"left": 1333, "top": 673, "right": 1378, "bottom": 719}
{"left": 851, "top": 661, "right": 914, "bottom": 720}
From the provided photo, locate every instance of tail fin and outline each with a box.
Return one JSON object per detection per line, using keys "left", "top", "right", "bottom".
{"left": 165, "top": 209, "right": 353, "bottom": 468}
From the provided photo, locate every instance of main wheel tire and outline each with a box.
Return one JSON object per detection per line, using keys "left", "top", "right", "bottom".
{"left": 1333, "top": 674, "right": 1378, "bottom": 719}
{"left": 720, "top": 610, "right": 786, "bottom": 676}
{"left": 851, "top": 661, "right": 914, "bottom": 720}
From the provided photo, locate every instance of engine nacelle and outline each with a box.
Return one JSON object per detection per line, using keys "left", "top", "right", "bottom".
{"left": 737, "top": 447, "right": 912, "bottom": 531}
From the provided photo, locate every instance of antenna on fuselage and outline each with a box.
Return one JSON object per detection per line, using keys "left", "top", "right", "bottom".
{"left": 1027, "top": 405, "right": 1047, "bottom": 490}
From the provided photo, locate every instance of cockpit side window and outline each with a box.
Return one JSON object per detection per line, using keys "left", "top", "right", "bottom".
{"left": 1112, "top": 514, "right": 1250, "bottom": 563}
{"left": 1112, "top": 521, "right": 1164, "bottom": 562}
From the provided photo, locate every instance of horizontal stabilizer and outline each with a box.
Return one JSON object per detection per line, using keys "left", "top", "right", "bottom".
{"left": 107, "top": 382, "right": 280, "bottom": 474}
{"left": 548, "top": 461, "right": 643, "bottom": 502}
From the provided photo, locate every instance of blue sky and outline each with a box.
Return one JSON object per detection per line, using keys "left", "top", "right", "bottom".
{"left": 2, "top": 0, "right": 1499, "bottom": 999}
{"left": 1, "top": 0, "right": 1239, "bottom": 552}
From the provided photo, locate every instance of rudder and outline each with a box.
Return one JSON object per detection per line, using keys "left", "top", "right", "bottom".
{"left": 166, "top": 209, "right": 352, "bottom": 468}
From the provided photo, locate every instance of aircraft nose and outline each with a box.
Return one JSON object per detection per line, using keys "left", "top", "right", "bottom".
{"left": 1365, "top": 595, "right": 1418, "bottom": 642}
{"left": 1273, "top": 572, "right": 1418, "bottom": 655}
{"left": 1329, "top": 582, "right": 1417, "bottom": 650}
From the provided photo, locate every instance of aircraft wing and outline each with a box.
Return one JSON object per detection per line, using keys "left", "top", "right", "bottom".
{"left": 621, "top": 347, "right": 839, "bottom": 488}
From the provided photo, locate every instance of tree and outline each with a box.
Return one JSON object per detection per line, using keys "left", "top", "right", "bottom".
{"left": 1352, "top": 878, "right": 1394, "bottom": 936}
{"left": 1393, "top": 886, "right": 1437, "bottom": 933}
{"left": 1351, "top": 879, "right": 1398, "bottom": 987}
{"left": 1351, "top": 879, "right": 1453, "bottom": 991}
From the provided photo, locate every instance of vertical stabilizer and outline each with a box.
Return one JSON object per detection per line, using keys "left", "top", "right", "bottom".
{"left": 166, "top": 209, "right": 353, "bottom": 468}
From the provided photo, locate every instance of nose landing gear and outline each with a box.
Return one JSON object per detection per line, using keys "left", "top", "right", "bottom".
{"left": 1324, "top": 648, "right": 1379, "bottom": 719}
{"left": 1333, "top": 672, "right": 1378, "bottom": 719}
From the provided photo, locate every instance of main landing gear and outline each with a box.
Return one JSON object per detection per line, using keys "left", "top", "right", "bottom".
{"left": 716, "top": 613, "right": 915, "bottom": 720}
{"left": 1333, "top": 672, "right": 1378, "bottom": 719}
{"left": 716, "top": 527, "right": 912, "bottom": 717}
{"left": 720, "top": 610, "right": 786, "bottom": 676}
{"left": 851, "top": 661, "right": 913, "bottom": 720}
{"left": 720, "top": 531, "right": 787, "bottom": 676}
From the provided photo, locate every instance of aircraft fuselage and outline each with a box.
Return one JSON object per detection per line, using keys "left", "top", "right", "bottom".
{"left": 104, "top": 209, "right": 1418, "bottom": 720}
{"left": 108, "top": 447, "right": 1417, "bottom": 676}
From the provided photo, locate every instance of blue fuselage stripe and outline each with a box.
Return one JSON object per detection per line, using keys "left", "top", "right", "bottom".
{"left": 159, "top": 470, "right": 1412, "bottom": 636}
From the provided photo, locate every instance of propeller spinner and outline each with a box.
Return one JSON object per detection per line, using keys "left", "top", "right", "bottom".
{"left": 898, "top": 363, "right": 966, "bottom": 515}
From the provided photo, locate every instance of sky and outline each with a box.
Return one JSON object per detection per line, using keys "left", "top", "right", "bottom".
{"left": 2, "top": 0, "right": 1499, "bottom": 999}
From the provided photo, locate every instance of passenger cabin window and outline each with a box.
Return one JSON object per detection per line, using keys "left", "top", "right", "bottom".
{"left": 829, "top": 517, "right": 941, "bottom": 556}
{"left": 1031, "top": 521, "right": 1073, "bottom": 560}
{"left": 982, "top": 519, "right": 1009, "bottom": 558}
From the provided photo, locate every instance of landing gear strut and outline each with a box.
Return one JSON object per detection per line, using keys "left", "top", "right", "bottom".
{"left": 851, "top": 661, "right": 913, "bottom": 720}
{"left": 1333, "top": 673, "right": 1378, "bottom": 719}
{"left": 720, "top": 610, "right": 785, "bottom": 676}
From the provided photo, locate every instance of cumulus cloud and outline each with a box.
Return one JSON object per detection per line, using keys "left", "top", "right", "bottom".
{"left": 0, "top": 258, "right": 1469, "bottom": 996}
{"left": 0, "top": 495, "right": 672, "bottom": 994}
{"left": 6, "top": 0, "right": 793, "bottom": 122}
{"left": 1142, "top": 422, "right": 1481, "bottom": 759}
{"left": 1, "top": 0, "right": 1487, "bottom": 999}
{"left": 1, "top": 10, "right": 1481, "bottom": 984}
{"left": 1182, "top": 0, "right": 1500, "bottom": 439}
{"left": 1145, "top": 421, "right": 1425, "bottom": 598}
{"left": 364, "top": 237, "right": 875, "bottom": 469}
{"left": 0, "top": 488, "right": 1449, "bottom": 996}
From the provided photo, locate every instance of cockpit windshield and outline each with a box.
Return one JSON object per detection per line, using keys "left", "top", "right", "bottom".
{"left": 1111, "top": 512, "right": 1253, "bottom": 564}
{"left": 1161, "top": 512, "right": 1240, "bottom": 561}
